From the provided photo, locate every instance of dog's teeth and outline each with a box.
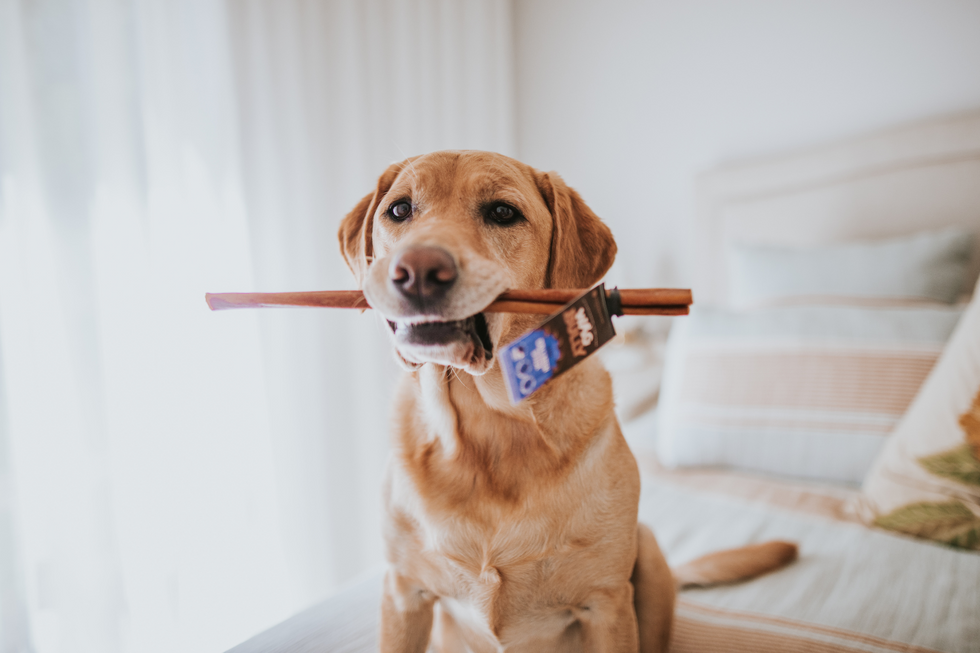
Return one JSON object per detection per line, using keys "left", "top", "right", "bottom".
{"left": 397, "top": 317, "right": 471, "bottom": 327}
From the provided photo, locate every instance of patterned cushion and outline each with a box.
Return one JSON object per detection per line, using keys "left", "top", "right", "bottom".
{"left": 656, "top": 304, "right": 963, "bottom": 484}
{"left": 853, "top": 290, "right": 980, "bottom": 550}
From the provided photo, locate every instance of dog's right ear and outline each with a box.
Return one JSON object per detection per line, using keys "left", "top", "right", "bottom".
{"left": 338, "top": 160, "right": 409, "bottom": 285}
{"left": 535, "top": 170, "right": 617, "bottom": 289}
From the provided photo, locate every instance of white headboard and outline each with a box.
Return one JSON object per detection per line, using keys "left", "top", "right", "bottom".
{"left": 694, "top": 110, "right": 980, "bottom": 306}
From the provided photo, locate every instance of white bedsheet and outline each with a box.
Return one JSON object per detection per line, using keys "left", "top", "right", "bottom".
{"left": 227, "top": 459, "right": 980, "bottom": 653}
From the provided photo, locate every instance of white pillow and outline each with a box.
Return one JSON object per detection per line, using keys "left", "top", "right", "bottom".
{"left": 656, "top": 304, "right": 963, "bottom": 484}
{"left": 729, "top": 228, "right": 974, "bottom": 307}
{"left": 853, "top": 290, "right": 980, "bottom": 549}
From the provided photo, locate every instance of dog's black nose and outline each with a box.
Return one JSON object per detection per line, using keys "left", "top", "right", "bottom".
{"left": 388, "top": 245, "right": 458, "bottom": 305}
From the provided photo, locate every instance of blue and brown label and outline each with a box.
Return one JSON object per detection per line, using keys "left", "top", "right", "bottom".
{"left": 499, "top": 284, "right": 616, "bottom": 403}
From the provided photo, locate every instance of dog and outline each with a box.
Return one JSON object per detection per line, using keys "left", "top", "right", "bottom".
{"left": 338, "top": 151, "right": 797, "bottom": 652}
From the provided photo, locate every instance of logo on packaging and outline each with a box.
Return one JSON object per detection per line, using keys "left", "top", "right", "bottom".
{"left": 563, "top": 306, "right": 595, "bottom": 356}
{"left": 505, "top": 333, "right": 562, "bottom": 398}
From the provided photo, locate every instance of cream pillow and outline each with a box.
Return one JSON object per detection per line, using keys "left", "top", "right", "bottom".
{"left": 854, "top": 290, "right": 980, "bottom": 550}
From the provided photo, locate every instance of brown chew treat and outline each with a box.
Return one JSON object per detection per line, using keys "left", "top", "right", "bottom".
{"left": 206, "top": 290, "right": 370, "bottom": 311}
{"left": 205, "top": 288, "right": 692, "bottom": 316}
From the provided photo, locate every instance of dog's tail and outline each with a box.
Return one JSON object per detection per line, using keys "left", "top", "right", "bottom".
{"left": 671, "top": 541, "right": 798, "bottom": 589}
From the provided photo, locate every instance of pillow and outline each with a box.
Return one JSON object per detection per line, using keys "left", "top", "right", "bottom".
{"left": 656, "top": 304, "right": 963, "bottom": 484}
{"left": 729, "top": 228, "right": 974, "bottom": 307}
{"left": 852, "top": 290, "right": 980, "bottom": 550}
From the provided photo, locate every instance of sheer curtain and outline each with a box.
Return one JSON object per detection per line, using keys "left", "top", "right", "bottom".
{"left": 0, "top": 1, "right": 516, "bottom": 652}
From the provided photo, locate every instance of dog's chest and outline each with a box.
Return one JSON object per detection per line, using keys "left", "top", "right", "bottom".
{"left": 431, "top": 493, "right": 605, "bottom": 593}
{"left": 390, "top": 431, "right": 627, "bottom": 609}
{"left": 420, "top": 508, "right": 591, "bottom": 643}
{"left": 435, "top": 505, "right": 567, "bottom": 567}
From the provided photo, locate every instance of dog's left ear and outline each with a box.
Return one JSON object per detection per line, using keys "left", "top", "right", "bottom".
{"left": 338, "top": 159, "right": 411, "bottom": 285}
{"left": 535, "top": 171, "right": 617, "bottom": 289}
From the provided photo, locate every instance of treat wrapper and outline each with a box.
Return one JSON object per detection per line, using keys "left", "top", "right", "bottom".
{"left": 500, "top": 284, "right": 616, "bottom": 403}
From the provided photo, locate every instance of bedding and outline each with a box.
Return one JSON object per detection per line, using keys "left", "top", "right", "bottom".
{"left": 655, "top": 304, "right": 963, "bottom": 484}
{"left": 227, "top": 457, "right": 980, "bottom": 653}
{"left": 855, "top": 289, "right": 980, "bottom": 549}
{"left": 728, "top": 228, "right": 974, "bottom": 308}
{"left": 634, "top": 455, "right": 980, "bottom": 653}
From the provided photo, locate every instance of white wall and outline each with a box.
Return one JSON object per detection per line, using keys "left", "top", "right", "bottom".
{"left": 514, "top": 0, "right": 980, "bottom": 287}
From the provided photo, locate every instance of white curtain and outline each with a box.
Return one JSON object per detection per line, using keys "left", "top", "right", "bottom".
{"left": 0, "top": 1, "right": 516, "bottom": 652}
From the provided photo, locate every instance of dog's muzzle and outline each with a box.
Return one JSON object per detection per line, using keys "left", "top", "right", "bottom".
{"left": 367, "top": 244, "right": 500, "bottom": 372}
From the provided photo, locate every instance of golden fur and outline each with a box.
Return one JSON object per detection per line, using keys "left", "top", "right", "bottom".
{"left": 339, "top": 151, "right": 796, "bottom": 652}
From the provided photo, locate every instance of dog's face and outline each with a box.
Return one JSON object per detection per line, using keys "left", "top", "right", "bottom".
{"left": 339, "top": 151, "right": 616, "bottom": 375}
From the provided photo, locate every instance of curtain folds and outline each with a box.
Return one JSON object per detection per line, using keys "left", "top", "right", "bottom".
{"left": 0, "top": 1, "right": 516, "bottom": 651}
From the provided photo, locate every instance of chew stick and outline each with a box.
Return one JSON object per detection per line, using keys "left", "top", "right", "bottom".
{"left": 205, "top": 288, "right": 692, "bottom": 316}
{"left": 491, "top": 288, "right": 691, "bottom": 307}
{"left": 206, "top": 290, "right": 369, "bottom": 311}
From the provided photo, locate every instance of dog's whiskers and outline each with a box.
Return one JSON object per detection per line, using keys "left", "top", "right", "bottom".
{"left": 450, "top": 366, "right": 469, "bottom": 389}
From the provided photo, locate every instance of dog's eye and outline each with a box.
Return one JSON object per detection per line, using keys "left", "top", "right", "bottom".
{"left": 486, "top": 202, "right": 522, "bottom": 226}
{"left": 388, "top": 201, "right": 412, "bottom": 222}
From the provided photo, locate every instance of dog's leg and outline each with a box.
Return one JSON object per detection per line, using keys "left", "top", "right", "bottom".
{"left": 631, "top": 523, "right": 675, "bottom": 653}
{"left": 380, "top": 570, "right": 436, "bottom": 653}
{"left": 578, "top": 583, "right": 640, "bottom": 652}
{"left": 429, "top": 602, "right": 468, "bottom": 653}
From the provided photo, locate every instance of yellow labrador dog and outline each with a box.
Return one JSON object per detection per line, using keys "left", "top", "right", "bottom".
{"left": 339, "top": 151, "right": 796, "bottom": 653}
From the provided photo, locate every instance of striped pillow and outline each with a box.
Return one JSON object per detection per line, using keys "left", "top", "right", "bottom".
{"left": 656, "top": 304, "right": 964, "bottom": 484}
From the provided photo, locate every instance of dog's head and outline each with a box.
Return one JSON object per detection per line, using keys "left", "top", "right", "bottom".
{"left": 338, "top": 151, "right": 616, "bottom": 375}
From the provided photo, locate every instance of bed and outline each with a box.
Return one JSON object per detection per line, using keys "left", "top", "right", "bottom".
{"left": 227, "top": 110, "right": 980, "bottom": 652}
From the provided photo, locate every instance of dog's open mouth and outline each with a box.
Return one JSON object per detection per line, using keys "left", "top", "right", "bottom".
{"left": 387, "top": 312, "right": 494, "bottom": 359}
